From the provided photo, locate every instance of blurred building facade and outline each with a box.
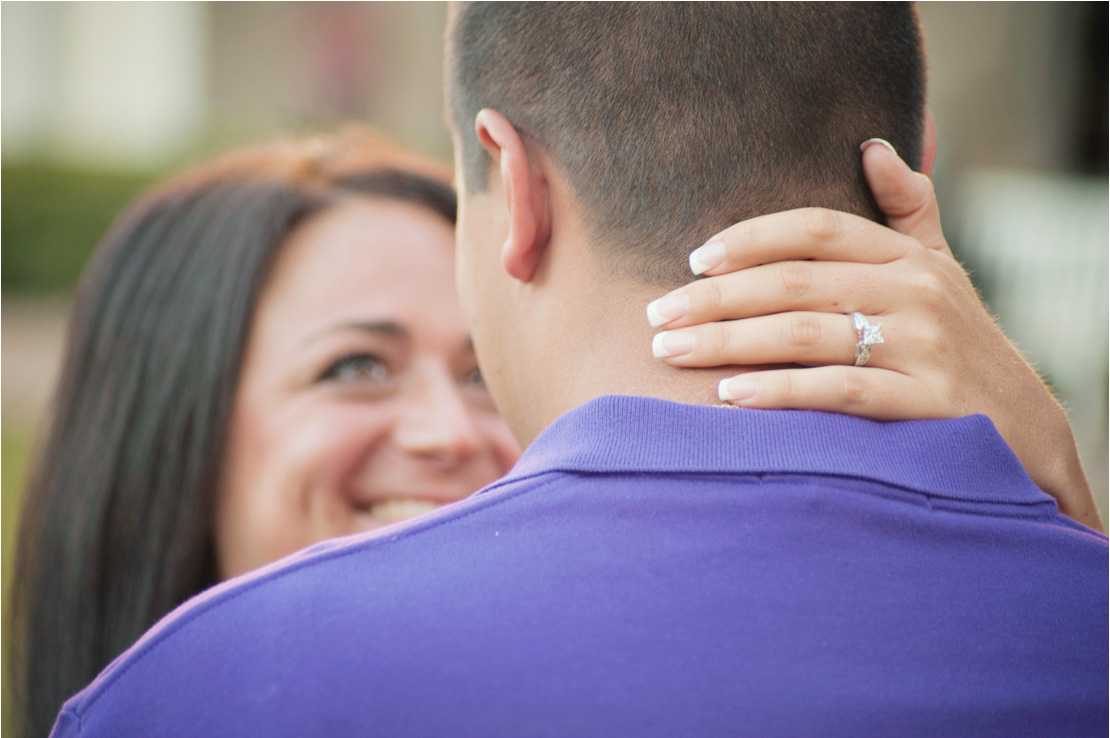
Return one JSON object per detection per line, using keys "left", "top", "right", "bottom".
{"left": 2, "top": 1, "right": 452, "bottom": 169}
{"left": 2, "top": 2, "right": 1108, "bottom": 512}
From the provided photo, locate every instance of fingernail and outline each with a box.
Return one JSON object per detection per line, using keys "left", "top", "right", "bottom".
{"left": 860, "top": 138, "right": 898, "bottom": 156}
{"left": 652, "top": 330, "right": 696, "bottom": 358}
{"left": 646, "top": 294, "right": 690, "bottom": 327}
{"left": 689, "top": 239, "right": 725, "bottom": 276}
{"left": 718, "top": 376, "right": 758, "bottom": 402}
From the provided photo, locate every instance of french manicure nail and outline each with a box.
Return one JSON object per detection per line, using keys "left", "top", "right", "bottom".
{"left": 689, "top": 239, "right": 725, "bottom": 276}
{"left": 860, "top": 138, "right": 898, "bottom": 156}
{"left": 718, "top": 376, "right": 758, "bottom": 402}
{"left": 646, "top": 294, "right": 690, "bottom": 327}
{"left": 652, "top": 330, "right": 697, "bottom": 359}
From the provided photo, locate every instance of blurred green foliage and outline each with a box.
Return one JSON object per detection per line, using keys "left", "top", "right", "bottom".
{"left": 2, "top": 163, "right": 155, "bottom": 293}
{"left": 3, "top": 427, "right": 34, "bottom": 738}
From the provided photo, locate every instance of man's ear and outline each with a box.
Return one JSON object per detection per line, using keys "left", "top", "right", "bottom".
{"left": 920, "top": 107, "right": 937, "bottom": 177}
{"left": 474, "top": 109, "right": 551, "bottom": 283}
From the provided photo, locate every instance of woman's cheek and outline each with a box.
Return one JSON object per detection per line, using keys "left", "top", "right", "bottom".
{"left": 220, "top": 401, "right": 389, "bottom": 575}
{"left": 295, "top": 401, "right": 394, "bottom": 482}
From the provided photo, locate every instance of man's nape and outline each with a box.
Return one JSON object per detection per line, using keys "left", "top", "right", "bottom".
{"left": 446, "top": 3, "right": 928, "bottom": 437}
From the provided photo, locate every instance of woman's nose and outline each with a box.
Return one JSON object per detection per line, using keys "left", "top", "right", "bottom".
{"left": 392, "top": 372, "right": 482, "bottom": 465}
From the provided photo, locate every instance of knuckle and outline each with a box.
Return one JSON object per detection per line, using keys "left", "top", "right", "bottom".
{"left": 731, "top": 222, "right": 760, "bottom": 263}
{"left": 840, "top": 370, "right": 867, "bottom": 406}
{"left": 917, "top": 322, "right": 945, "bottom": 354}
{"left": 802, "top": 208, "right": 839, "bottom": 243}
{"left": 914, "top": 270, "right": 944, "bottom": 295}
{"left": 898, "top": 234, "right": 929, "bottom": 261}
{"left": 697, "top": 278, "right": 726, "bottom": 317}
{"left": 776, "top": 373, "right": 798, "bottom": 405}
{"left": 936, "top": 374, "right": 959, "bottom": 406}
{"left": 777, "top": 261, "right": 814, "bottom": 298}
{"left": 712, "top": 323, "right": 740, "bottom": 361}
{"left": 786, "top": 314, "right": 822, "bottom": 349}
{"left": 736, "top": 221, "right": 756, "bottom": 251}
{"left": 911, "top": 271, "right": 946, "bottom": 308}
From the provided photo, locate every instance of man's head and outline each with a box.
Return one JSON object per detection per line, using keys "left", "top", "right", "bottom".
{"left": 446, "top": 2, "right": 927, "bottom": 443}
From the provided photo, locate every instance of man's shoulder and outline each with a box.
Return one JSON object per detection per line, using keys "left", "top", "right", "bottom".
{"left": 60, "top": 466, "right": 750, "bottom": 734}
{"left": 58, "top": 483, "right": 542, "bottom": 731}
{"left": 59, "top": 459, "right": 1108, "bottom": 737}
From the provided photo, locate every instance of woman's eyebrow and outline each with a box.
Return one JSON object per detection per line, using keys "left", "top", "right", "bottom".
{"left": 301, "top": 321, "right": 409, "bottom": 347}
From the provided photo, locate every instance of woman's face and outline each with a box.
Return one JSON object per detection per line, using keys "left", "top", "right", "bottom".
{"left": 216, "top": 196, "right": 521, "bottom": 579}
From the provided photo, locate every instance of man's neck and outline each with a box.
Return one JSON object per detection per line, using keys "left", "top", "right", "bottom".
{"left": 562, "top": 279, "right": 728, "bottom": 409}
{"left": 514, "top": 255, "right": 739, "bottom": 445}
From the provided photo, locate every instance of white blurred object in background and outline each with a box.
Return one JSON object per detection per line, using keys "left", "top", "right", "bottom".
{"left": 954, "top": 170, "right": 1109, "bottom": 507}
{"left": 2, "top": 1, "right": 206, "bottom": 170}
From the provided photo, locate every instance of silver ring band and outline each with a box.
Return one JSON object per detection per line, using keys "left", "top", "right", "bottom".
{"left": 849, "top": 312, "right": 884, "bottom": 367}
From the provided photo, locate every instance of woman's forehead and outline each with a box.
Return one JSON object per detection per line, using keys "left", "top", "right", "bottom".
{"left": 251, "top": 197, "right": 470, "bottom": 351}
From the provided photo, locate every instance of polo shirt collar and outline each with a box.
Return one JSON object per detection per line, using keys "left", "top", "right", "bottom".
{"left": 502, "top": 395, "right": 1052, "bottom": 508}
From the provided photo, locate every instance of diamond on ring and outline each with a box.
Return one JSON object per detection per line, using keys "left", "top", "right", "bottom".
{"left": 849, "top": 311, "right": 883, "bottom": 367}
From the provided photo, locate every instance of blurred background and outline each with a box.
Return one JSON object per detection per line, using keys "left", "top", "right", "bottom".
{"left": 1, "top": 3, "right": 1107, "bottom": 719}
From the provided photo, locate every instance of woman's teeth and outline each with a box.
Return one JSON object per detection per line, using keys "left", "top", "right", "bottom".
{"left": 368, "top": 498, "right": 441, "bottom": 522}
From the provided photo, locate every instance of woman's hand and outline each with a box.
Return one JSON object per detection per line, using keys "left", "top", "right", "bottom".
{"left": 647, "top": 140, "right": 1102, "bottom": 531}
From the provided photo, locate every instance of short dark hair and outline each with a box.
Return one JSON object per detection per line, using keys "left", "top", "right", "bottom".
{"left": 448, "top": 2, "right": 926, "bottom": 284}
{"left": 9, "top": 130, "right": 456, "bottom": 738}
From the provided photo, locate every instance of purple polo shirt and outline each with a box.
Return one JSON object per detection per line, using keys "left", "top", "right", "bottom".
{"left": 54, "top": 396, "right": 1107, "bottom": 738}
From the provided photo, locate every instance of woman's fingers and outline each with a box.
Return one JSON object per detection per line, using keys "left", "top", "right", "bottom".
{"left": 690, "top": 207, "right": 920, "bottom": 277}
{"left": 652, "top": 311, "right": 905, "bottom": 369}
{"left": 860, "top": 139, "right": 951, "bottom": 256}
{"left": 646, "top": 137, "right": 1099, "bottom": 527}
{"left": 715, "top": 365, "right": 935, "bottom": 420}
{"left": 683, "top": 143, "right": 949, "bottom": 283}
{"left": 648, "top": 260, "right": 912, "bottom": 329}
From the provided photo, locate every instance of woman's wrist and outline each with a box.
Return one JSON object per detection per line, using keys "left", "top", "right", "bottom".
{"left": 1005, "top": 388, "right": 1101, "bottom": 531}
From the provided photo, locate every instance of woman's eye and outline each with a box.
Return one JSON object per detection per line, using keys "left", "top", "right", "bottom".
{"left": 461, "top": 366, "right": 486, "bottom": 390}
{"left": 318, "top": 354, "right": 389, "bottom": 384}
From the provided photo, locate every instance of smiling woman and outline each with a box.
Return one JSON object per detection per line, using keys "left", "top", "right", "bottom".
{"left": 217, "top": 195, "right": 517, "bottom": 578}
{"left": 9, "top": 129, "right": 520, "bottom": 738}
